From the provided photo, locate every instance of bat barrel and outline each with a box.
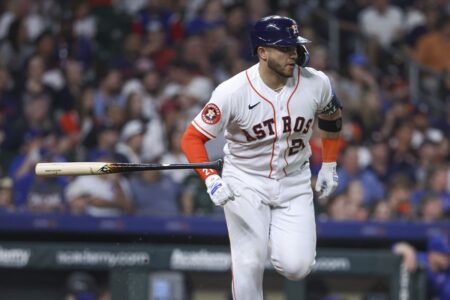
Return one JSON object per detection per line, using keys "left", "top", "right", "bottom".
{"left": 35, "top": 162, "right": 110, "bottom": 176}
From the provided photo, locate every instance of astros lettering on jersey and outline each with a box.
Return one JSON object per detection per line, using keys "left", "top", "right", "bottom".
{"left": 192, "top": 63, "right": 334, "bottom": 179}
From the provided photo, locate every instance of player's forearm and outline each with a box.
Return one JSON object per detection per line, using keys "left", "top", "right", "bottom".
{"left": 181, "top": 124, "right": 218, "bottom": 180}
{"left": 318, "top": 110, "right": 342, "bottom": 162}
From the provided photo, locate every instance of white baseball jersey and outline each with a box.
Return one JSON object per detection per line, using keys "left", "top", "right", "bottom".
{"left": 192, "top": 63, "right": 334, "bottom": 179}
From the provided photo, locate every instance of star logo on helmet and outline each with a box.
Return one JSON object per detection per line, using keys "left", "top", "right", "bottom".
{"left": 290, "top": 24, "right": 299, "bottom": 36}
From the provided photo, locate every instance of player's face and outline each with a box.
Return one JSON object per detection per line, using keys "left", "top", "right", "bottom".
{"left": 265, "top": 46, "right": 298, "bottom": 78}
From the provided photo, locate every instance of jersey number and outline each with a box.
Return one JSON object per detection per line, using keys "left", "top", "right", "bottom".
{"left": 288, "top": 138, "right": 306, "bottom": 156}
{"left": 202, "top": 169, "right": 213, "bottom": 176}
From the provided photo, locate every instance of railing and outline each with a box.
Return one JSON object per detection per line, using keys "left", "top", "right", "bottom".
{"left": 0, "top": 212, "right": 448, "bottom": 244}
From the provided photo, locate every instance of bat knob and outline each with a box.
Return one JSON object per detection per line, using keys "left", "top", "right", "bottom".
{"left": 216, "top": 159, "right": 224, "bottom": 171}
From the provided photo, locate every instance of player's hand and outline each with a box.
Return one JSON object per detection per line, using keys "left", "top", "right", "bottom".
{"left": 205, "top": 174, "right": 237, "bottom": 206}
{"left": 315, "top": 162, "right": 338, "bottom": 200}
{"left": 392, "top": 242, "right": 417, "bottom": 272}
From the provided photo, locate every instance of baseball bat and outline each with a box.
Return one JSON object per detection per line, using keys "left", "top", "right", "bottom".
{"left": 35, "top": 159, "right": 223, "bottom": 177}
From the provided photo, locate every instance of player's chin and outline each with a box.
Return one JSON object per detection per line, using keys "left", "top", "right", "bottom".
{"left": 284, "top": 64, "right": 295, "bottom": 76}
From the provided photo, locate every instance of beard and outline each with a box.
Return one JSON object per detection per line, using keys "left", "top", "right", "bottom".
{"left": 267, "top": 57, "right": 294, "bottom": 78}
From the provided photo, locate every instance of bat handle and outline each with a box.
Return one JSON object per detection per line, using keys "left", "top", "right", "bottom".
{"left": 213, "top": 159, "right": 224, "bottom": 171}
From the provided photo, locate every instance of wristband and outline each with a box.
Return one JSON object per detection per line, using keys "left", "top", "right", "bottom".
{"left": 321, "top": 138, "right": 341, "bottom": 162}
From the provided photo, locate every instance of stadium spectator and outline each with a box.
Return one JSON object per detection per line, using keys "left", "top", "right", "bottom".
{"left": 33, "top": 30, "right": 57, "bottom": 71}
{"left": 245, "top": 0, "right": 269, "bottom": 24}
{"left": 122, "top": 91, "right": 166, "bottom": 162}
{"left": 385, "top": 179, "right": 414, "bottom": 220}
{"left": 403, "top": 5, "right": 442, "bottom": 54}
{"left": 88, "top": 122, "right": 127, "bottom": 163}
{"left": 26, "top": 132, "right": 70, "bottom": 215}
{"left": 308, "top": 45, "right": 331, "bottom": 74}
{"left": 386, "top": 119, "right": 417, "bottom": 184}
{"left": 73, "top": 1, "right": 97, "bottom": 40}
{"left": 65, "top": 271, "right": 101, "bottom": 300}
{"left": 160, "top": 126, "right": 193, "bottom": 184}
{"left": 114, "top": 0, "right": 147, "bottom": 16}
{"left": 140, "top": 20, "right": 177, "bottom": 74}
{"left": 26, "top": 174, "right": 66, "bottom": 214}
{"left": 123, "top": 91, "right": 145, "bottom": 121}
{"left": 335, "top": 144, "right": 383, "bottom": 205}
{"left": 22, "top": 2, "right": 48, "bottom": 42}
{"left": 181, "top": 33, "right": 212, "bottom": 77}
{"left": 418, "top": 194, "right": 445, "bottom": 222}
{"left": 411, "top": 103, "right": 444, "bottom": 150}
{"left": 333, "top": 0, "right": 367, "bottom": 64}
{"left": 56, "top": 14, "right": 94, "bottom": 69}
{"left": 116, "top": 119, "right": 144, "bottom": 164}
{"left": 93, "top": 68, "right": 125, "bottom": 122}
{"left": 0, "top": 177, "right": 14, "bottom": 213}
{"left": 415, "top": 139, "right": 442, "bottom": 189}
{"left": 73, "top": 85, "right": 96, "bottom": 149}
{"left": 358, "top": 0, "right": 404, "bottom": 64}
{"left": 65, "top": 150, "right": 133, "bottom": 216}
{"left": 0, "top": 66, "right": 21, "bottom": 158}
{"left": 56, "top": 59, "right": 84, "bottom": 113}
{"left": 435, "top": 135, "right": 450, "bottom": 166}
{"left": 324, "top": 192, "right": 356, "bottom": 221}
{"left": 370, "top": 199, "right": 393, "bottom": 222}
{"left": 129, "top": 158, "right": 182, "bottom": 216}
{"left": 319, "top": 178, "right": 369, "bottom": 222}
{"left": 159, "top": 97, "right": 183, "bottom": 137}
{"left": 143, "top": 118, "right": 167, "bottom": 160}
{"left": 361, "top": 139, "right": 388, "bottom": 195}
{"left": 161, "top": 59, "right": 192, "bottom": 98}
{"left": 338, "top": 53, "right": 378, "bottom": 114}
{"left": 104, "top": 100, "right": 126, "bottom": 130}
{"left": 134, "top": 0, "right": 178, "bottom": 43}
{"left": 223, "top": 4, "right": 252, "bottom": 60}
{"left": 8, "top": 91, "right": 55, "bottom": 152}
{"left": 185, "top": 0, "right": 224, "bottom": 36}
{"left": 139, "top": 69, "right": 164, "bottom": 120}
{"left": 181, "top": 172, "right": 221, "bottom": 216}
{"left": 412, "top": 166, "right": 450, "bottom": 215}
{"left": 0, "top": 16, "right": 33, "bottom": 78}
{"left": 8, "top": 129, "right": 68, "bottom": 211}
{"left": 432, "top": 102, "right": 450, "bottom": 139}
{"left": 414, "top": 17, "right": 450, "bottom": 73}
{"left": 346, "top": 180, "right": 369, "bottom": 221}
{"left": 19, "top": 54, "right": 55, "bottom": 111}
{"left": 177, "top": 75, "right": 214, "bottom": 125}
{"left": 402, "top": 0, "right": 426, "bottom": 35}
{"left": 113, "top": 32, "right": 143, "bottom": 79}
{"left": 393, "top": 233, "right": 450, "bottom": 300}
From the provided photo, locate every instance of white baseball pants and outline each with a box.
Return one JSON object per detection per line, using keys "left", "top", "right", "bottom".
{"left": 222, "top": 162, "right": 316, "bottom": 300}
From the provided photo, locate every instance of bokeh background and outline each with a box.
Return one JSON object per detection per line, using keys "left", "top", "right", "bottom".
{"left": 0, "top": 0, "right": 448, "bottom": 299}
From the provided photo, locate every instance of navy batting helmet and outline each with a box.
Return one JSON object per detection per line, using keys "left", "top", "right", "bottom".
{"left": 250, "top": 15, "right": 310, "bottom": 67}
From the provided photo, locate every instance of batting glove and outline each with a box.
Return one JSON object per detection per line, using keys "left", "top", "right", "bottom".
{"left": 315, "top": 162, "right": 338, "bottom": 200}
{"left": 205, "top": 174, "right": 236, "bottom": 206}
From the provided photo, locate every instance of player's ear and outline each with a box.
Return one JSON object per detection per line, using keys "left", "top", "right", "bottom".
{"left": 257, "top": 47, "right": 268, "bottom": 61}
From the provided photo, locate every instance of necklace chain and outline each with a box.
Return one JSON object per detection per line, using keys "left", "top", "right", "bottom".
{"left": 273, "top": 86, "right": 284, "bottom": 92}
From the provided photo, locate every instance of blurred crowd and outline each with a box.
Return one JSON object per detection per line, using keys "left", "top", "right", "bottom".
{"left": 0, "top": 0, "right": 448, "bottom": 222}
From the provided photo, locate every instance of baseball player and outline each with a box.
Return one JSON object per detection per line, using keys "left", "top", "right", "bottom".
{"left": 181, "top": 15, "right": 342, "bottom": 299}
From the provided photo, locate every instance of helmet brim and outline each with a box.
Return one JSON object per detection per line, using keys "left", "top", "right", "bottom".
{"left": 271, "top": 36, "right": 311, "bottom": 47}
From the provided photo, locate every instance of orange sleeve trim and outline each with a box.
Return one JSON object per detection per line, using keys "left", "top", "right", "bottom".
{"left": 181, "top": 124, "right": 218, "bottom": 181}
{"left": 321, "top": 137, "right": 341, "bottom": 162}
